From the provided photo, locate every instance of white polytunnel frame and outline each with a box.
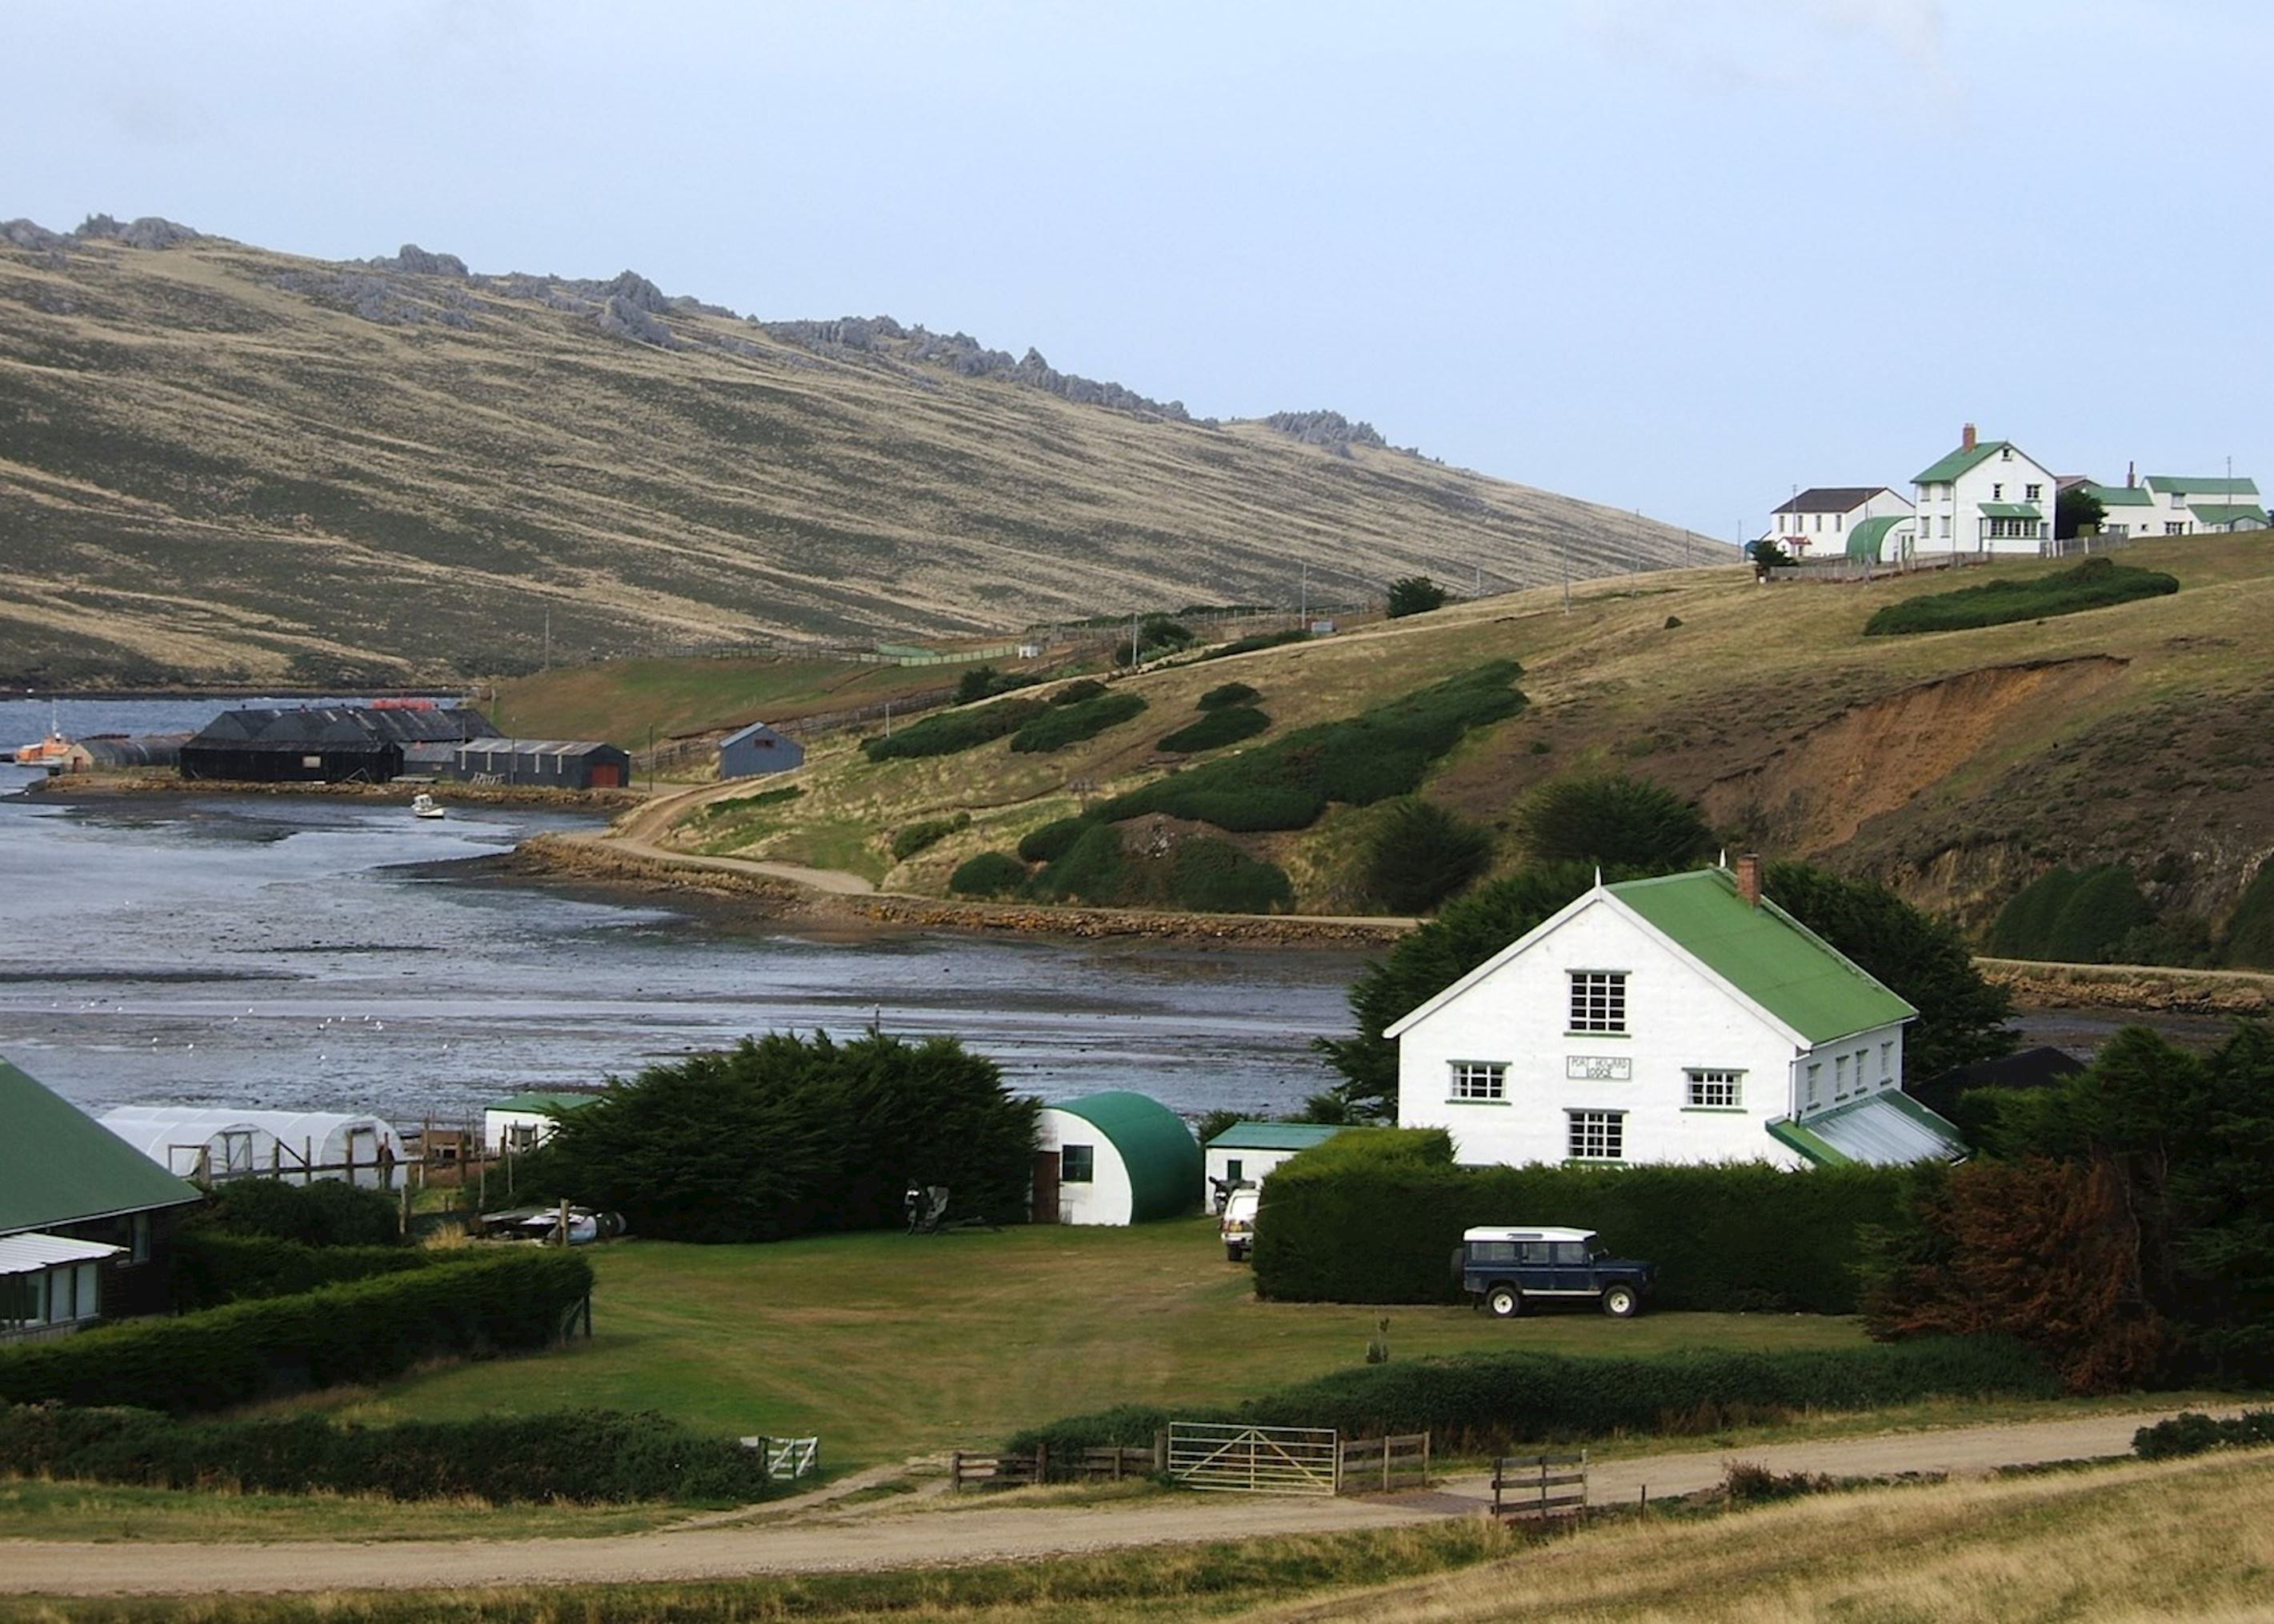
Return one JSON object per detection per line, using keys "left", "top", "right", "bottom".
{"left": 100, "top": 1107, "right": 405, "bottom": 1187}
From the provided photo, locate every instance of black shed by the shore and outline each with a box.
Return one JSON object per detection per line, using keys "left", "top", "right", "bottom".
{"left": 181, "top": 705, "right": 495, "bottom": 784}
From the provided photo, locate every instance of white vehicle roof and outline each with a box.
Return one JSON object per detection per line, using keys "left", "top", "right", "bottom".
{"left": 1462, "top": 1226, "right": 1597, "bottom": 1243}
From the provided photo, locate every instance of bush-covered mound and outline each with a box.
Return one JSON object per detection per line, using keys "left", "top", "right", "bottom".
{"left": 1157, "top": 706, "right": 1270, "bottom": 754}
{"left": 0, "top": 1404, "right": 772, "bottom": 1504}
{"left": 172, "top": 1232, "right": 441, "bottom": 1310}
{"left": 1986, "top": 864, "right": 2157, "bottom": 963}
{"left": 1027, "top": 825, "right": 1291, "bottom": 914}
{"left": 1009, "top": 692, "right": 1147, "bottom": 754}
{"left": 197, "top": 1178, "right": 404, "bottom": 1249}
{"left": 537, "top": 1031, "right": 1039, "bottom": 1243}
{"left": 1205, "top": 628, "right": 1310, "bottom": 660}
{"left": 1864, "top": 557, "right": 2179, "bottom": 637}
{"left": 890, "top": 813, "right": 971, "bottom": 862}
{"left": 2134, "top": 1410, "right": 2274, "bottom": 1460}
{"left": 1199, "top": 682, "right": 1260, "bottom": 710}
{"left": 861, "top": 698, "right": 1047, "bottom": 761}
{"left": 1017, "top": 817, "right": 1090, "bottom": 863}
{"left": 948, "top": 851, "right": 1028, "bottom": 898}
{"left": 1094, "top": 662, "right": 1525, "bottom": 833}
{"left": 1251, "top": 1130, "right": 1907, "bottom": 1313}
{"left": 1007, "top": 1336, "right": 2052, "bottom": 1462}
{"left": 0, "top": 1250, "right": 591, "bottom": 1412}
{"left": 1361, "top": 798, "right": 1493, "bottom": 914}
{"left": 1049, "top": 679, "right": 1107, "bottom": 706}
{"left": 954, "top": 665, "right": 1041, "bottom": 705}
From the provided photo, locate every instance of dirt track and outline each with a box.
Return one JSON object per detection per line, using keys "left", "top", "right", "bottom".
{"left": 0, "top": 1407, "right": 2216, "bottom": 1598}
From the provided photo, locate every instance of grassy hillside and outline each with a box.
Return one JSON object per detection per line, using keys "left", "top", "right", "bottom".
{"left": 641, "top": 535, "right": 2274, "bottom": 935}
{"left": 0, "top": 223, "right": 1710, "bottom": 689}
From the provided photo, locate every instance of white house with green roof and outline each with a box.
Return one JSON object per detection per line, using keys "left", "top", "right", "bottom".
{"left": 1912, "top": 424, "right": 2056, "bottom": 556}
{"left": 483, "top": 1090, "right": 603, "bottom": 1154}
{"left": 2080, "top": 473, "right": 2264, "bottom": 538}
{"left": 1203, "top": 1121, "right": 1347, "bottom": 1203}
{"left": 1384, "top": 862, "right": 1966, "bottom": 1170}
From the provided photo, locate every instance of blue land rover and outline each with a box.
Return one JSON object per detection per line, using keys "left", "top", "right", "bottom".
{"left": 1458, "top": 1226, "right": 1656, "bottom": 1318}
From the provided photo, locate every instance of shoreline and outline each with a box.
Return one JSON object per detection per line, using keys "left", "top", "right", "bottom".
{"left": 22, "top": 775, "right": 646, "bottom": 813}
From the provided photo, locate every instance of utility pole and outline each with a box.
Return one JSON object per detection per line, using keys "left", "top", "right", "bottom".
{"left": 1299, "top": 562, "right": 1309, "bottom": 624}
{"left": 542, "top": 610, "right": 550, "bottom": 672}
{"left": 1130, "top": 612, "right": 1139, "bottom": 667}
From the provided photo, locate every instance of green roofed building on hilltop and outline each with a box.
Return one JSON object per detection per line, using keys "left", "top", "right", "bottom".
{"left": 1035, "top": 1091, "right": 1202, "bottom": 1225}
{"left": 1384, "top": 862, "right": 1965, "bottom": 1171}
{"left": 1911, "top": 424, "right": 2057, "bottom": 558}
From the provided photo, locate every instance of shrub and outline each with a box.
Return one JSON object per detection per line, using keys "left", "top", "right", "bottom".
{"left": 1017, "top": 817, "right": 1090, "bottom": 863}
{"left": 0, "top": 1250, "right": 591, "bottom": 1412}
{"left": 891, "top": 813, "right": 970, "bottom": 862}
{"left": 1387, "top": 576, "right": 1447, "bottom": 618}
{"left": 1007, "top": 1338, "right": 2052, "bottom": 1460}
{"left": 1164, "top": 838, "right": 1292, "bottom": 914}
{"left": 1361, "top": 798, "right": 1493, "bottom": 914}
{"left": 1199, "top": 682, "right": 1260, "bottom": 710}
{"left": 1028, "top": 822, "right": 1128, "bottom": 904}
{"left": 1113, "top": 617, "right": 1196, "bottom": 667}
{"left": 1205, "top": 628, "right": 1310, "bottom": 660}
{"left": 861, "top": 698, "right": 1047, "bottom": 762}
{"left": 198, "top": 1178, "right": 403, "bottom": 1249}
{"left": 1157, "top": 706, "right": 1270, "bottom": 754}
{"left": 2224, "top": 861, "right": 2274, "bottom": 970}
{"left": 172, "top": 1232, "right": 441, "bottom": 1310}
{"left": 2134, "top": 1410, "right": 2274, "bottom": 1460}
{"left": 0, "top": 1404, "right": 771, "bottom": 1504}
{"left": 1515, "top": 774, "right": 1713, "bottom": 870}
{"left": 955, "top": 666, "right": 1039, "bottom": 705}
{"left": 1987, "top": 865, "right": 2156, "bottom": 963}
{"left": 1722, "top": 1461, "right": 1836, "bottom": 1502}
{"left": 1251, "top": 1130, "right": 1908, "bottom": 1313}
{"left": 948, "top": 851, "right": 1028, "bottom": 898}
{"left": 1864, "top": 558, "right": 2179, "bottom": 637}
{"left": 1049, "top": 679, "right": 1107, "bottom": 706}
{"left": 699, "top": 783, "right": 801, "bottom": 818}
{"left": 538, "top": 1032, "right": 1038, "bottom": 1243}
{"left": 1095, "top": 662, "right": 1525, "bottom": 833}
{"left": 1009, "top": 692, "right": 1147, "bottom": 754}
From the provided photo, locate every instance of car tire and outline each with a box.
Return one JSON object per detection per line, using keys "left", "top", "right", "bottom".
{"left": 1227, "top": 1244, "right": 1245, "bottom": 1263}
{"left": 1600, "top": 1284, "right": 1639, "bottom": 1318}
{"left": 1486, "top": 1284, "right": 1522, "bottom": 1318}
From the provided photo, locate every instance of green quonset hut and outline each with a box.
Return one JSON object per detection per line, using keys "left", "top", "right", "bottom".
{"left": 1034, "top": 1091, "right": 1201, "bottom": 1226}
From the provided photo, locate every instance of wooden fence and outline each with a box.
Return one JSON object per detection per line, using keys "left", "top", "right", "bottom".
{"left": 1339, "top": 1431, "right": 1431, "bottom": 1494}
{"left": 738, "top": 1434, "right": 820, "bottom": 1482}
{"left": 1492, "top": 1450, "right": 1587, "bottom": 1520}
{"left": 947, "top": 1443, "right": 1154, "bottom": 1490}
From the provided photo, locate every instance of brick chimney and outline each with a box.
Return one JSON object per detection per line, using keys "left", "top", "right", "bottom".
{"left": 1736, "top": 852, "right": 1762, "bottom": 908}
{"left": 1961, "top": 422, "right": 1977, "bottom": 452}
{"left": 2128, "top": 460, "right": 2136, "bottom": 488}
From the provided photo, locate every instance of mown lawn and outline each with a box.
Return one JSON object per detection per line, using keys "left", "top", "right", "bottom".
{"left": 315, "top": 1222, "right": 1864, "bottom": 1465}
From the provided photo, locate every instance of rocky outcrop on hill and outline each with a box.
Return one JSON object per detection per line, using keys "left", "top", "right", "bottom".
{"left": 1257, "top": 410, "right": 1398, "bottom": 457}
{"left": 268, "top": 267, "right": 480, "bottom": 329}
{"left": 596, "top": 290, "right": 682, "bottom": 349}
{"left": 74, "top": 214, "right": 202, "bottom": 249}
{"left": 763, "top": 315, "right": 1198, "bottom": 422}
{"left": 368, "top": 243, "right": 469, "bottom": 277}
{"left": 1, "top": 219, "right": 66, "bottom": 251}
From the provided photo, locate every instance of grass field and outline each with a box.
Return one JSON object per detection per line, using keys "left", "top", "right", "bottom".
{"left": 297, "top": 1224, "right": 1868, "bottom": 1466}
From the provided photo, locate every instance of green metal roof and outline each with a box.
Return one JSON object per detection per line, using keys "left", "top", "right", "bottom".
{"left": 1607, "top": 870, "right": 1916, "bottom": 1044}
{"left": 487, "top": 1090, "right": 603, "bottom": 1116}
{"left": 1913, "top": 442, "right": 2015, "bottom": 485}
{"left": 2188, "top": 503, "right": 2268, "bottom": 528}
{"left": 1204, "top": 1122, "right": 1346, "bottom": 1152}
{"left": 1979, "top": 502, "right": 2043, "bottom": 519}
{"left": 0, "top": 1059, "right": 202, "bottom": 1235}
{"left": 1768, "top": 1092, "right": 1967, "bottom": 1168}
{"left": 1050, "top": 1091, "right": 1201, "bottom": 1222}
{"left": 2085, "top": 483, "right": 2152, "bottom": 506}
{"left": 2146, "top": 475, "right": 2258, "bottom": 498}
{"left": 1846, "top": 515, "right": 1908, "bottom": 562}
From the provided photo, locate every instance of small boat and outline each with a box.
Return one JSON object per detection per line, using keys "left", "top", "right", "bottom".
{"left": 7, "top": 704, "right": 75, "bottom": 774}
{"left": 410, "top": 792, "right": 446, "bottom": 820}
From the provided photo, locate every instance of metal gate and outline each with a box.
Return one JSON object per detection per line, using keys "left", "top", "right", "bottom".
{"left": 1167, "top": 1422, "right": 1339, "bottom": 1495}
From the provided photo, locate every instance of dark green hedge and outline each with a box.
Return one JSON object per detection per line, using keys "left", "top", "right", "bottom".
{"left": 0, "top": 1250, "right": 591, "bottom": 1413}
{"left": 1007, "top": 1337, "right": 2053, "bottom": 1461}
{"left": 948, "top": 851, "right": 1028, "bottom": 897}
{"left": 0, "top": 1404, "right": 769, "bottom": 1505}
{"left": 1158, "top": 706, "right": 1270, "bottom": 754}
{"left": 198, "top": 1178, "right": 404, "bottom": 1248}
{"left": 1864, "top": 558, "right": 2178, "bottom": 637}
{"left": 1251, "top": 1130, "right": 1908, "bottom": 1313}
{"left": 1205, "top": 628, "right": 1309, "bottom": 660}
{"left": 1018, "top": 817, "right": 1090, "bottom": 863}
{"left": 172, "top": 1232, "right": 442, "bottom": 1310}
{"left": 891, "top": 813, "right": 970, "bottom": 862}
{"left": 861, "top": 698, "right": 1047, "bottom": 761}
{"left": 1009, "top": 692, "right": 1147, "bottom": 754}
{"left": 2133, "top": 1410, "right": 2274, "bottom": 1460}
{"left": 1199, "top": 682, "right": 1260, "bottom": 710}
{"left": 1049, "top": 679, "right": 1107, "bottom": 706}
{"left": 1987, "top": 864, "right": 2155, "bottom": 962}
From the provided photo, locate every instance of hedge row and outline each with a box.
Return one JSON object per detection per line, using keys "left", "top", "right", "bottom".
{"left": 2133, "top": 1410, "right": 2274, "bottom": 1460}
{"left": 0, "top": 1404, "right": 768, "bottom": 1505}
{"left": 1204, "top": 628, "right": 1309, "bottom": 660}
{"left": 0, "top": 1249, "right": 592, "bottom": 1412}
{"left": 860, "top": 698, "right": 1047, "bottom": 761}
{"left": 891, "top": 813, "right": 970, "bottom": 862}
{"left": 1251, "top": 1130, "right": 1908, "bottom": 1313}
{"left": 172, "top": 1231, "right": 443, "bottom": 1310}
{"left": 1006, "top": 1337, "right": 2054, "bottom": 1461}
{"left": 1009, "top": 692, "right": 1147, "bottom": 754}
{"left": 198, "top": 1178, "right": 404, "bottom": 1249}
{"left": 1158, "top": 706, "right": 1269, "bottom": 754}
{"left": 1863, "top": 557, "right": 2178, "bottom": 637}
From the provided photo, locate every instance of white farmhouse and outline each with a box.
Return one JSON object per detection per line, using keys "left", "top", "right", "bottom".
{"left": 1387, "top": 861, "right": 1966, "bottom": 1170}
{"left": 1912, "top": 425, "right": 2057, "bottom": 556}
{"left": 1760, "top": 487, "right": 1913, "bottom": 560}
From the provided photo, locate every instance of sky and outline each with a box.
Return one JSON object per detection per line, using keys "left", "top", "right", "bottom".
{"left": 5, "top": 0, "right": 2270, "bottom": 538}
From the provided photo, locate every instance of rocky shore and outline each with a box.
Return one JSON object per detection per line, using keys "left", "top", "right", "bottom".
{"left": 23, "top": 774, "right": 644, "bottom": 812}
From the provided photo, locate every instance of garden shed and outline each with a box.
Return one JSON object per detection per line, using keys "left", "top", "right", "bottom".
{"left": 1203, "top": 1121, "right": 1347, "bottom": 1205}
{"left": 99, "top": 1106, "right": 404, "bottom": 1189}
{"left": 1033, "top": 1091, "right": 1201, "bottom": 1226}
{"left": 718, "top": 721, "right": 805, "bottom": 779}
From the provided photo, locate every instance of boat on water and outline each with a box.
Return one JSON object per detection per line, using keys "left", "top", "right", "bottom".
{"left": 6, "top": 706, "right": 74, "bottom": 773}
{"left": 410, "top": 792, "right": 446, "bottom": 820}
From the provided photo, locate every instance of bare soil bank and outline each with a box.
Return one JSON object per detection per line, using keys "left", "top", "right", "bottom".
{"left": 510, "top": 834, "right": 1415, "bottom": 949}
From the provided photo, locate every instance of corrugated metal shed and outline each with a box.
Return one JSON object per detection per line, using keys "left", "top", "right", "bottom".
{"left": 1049, "top": 1091, "right": 1202, "bottom": 1222}
{"left": 0, "top": 1060, "right": 203, "bottom": 1236}
{"left": 719, "top": 722, "right": 805, "bottom": 779}
{"left": 1768, "top": 1093, "right": 1967, "bottom": 1168}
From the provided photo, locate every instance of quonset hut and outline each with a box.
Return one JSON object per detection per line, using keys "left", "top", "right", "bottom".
{"left": 1032, "top": 1092, "right": 1202, "bottom": 1226}
{"left": 99, "top": 1107, "right": 405, "bottom": 1188}
{"left": 181, "top": 705, "right": 494, "bottom": 784}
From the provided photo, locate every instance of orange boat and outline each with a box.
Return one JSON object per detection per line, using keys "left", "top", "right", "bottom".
{"left": 6, "top": 715, "right": 74, "bottom": 772}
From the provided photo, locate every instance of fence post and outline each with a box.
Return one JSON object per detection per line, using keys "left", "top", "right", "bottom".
{"left": 1422, "top": 1431, "right": 1430, "bottom": 1488}
{"left": 950, "top": 1451, "right": 962, "bottom": 1492}
{"left": 1155, "top": 1429, "right": 1168, "bottom": 1474}
{"left": 1035, "top": 1442, "right": 1047, "bottom": 1486}
{"left": 759, "top": 1437, "right": 771, "bottom": 1498}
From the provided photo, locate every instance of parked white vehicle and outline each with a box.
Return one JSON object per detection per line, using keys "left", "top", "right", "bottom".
{"left": 1220, "top": 1186, "right": 1259, "bottom": 1262}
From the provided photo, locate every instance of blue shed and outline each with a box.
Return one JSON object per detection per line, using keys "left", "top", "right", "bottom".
{"left": 718, "top": 722, "right": 805, "bottom": 780}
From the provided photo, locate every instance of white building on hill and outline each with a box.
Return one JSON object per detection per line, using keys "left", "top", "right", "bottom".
{"left": 1912, "top": 425, "right": 2057, "bottom": 556}
{"left": 1759, "top": 486, "right": 1913, "bottom": 559}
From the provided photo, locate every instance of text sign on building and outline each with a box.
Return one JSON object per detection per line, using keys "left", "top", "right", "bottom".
{"left": 1565, "top": 1055, "right": 1631, "bottom": 1082}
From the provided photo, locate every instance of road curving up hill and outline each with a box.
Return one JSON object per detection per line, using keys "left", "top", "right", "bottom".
{"left": 0, "top": 218, "right": 1715, "bottom": 689}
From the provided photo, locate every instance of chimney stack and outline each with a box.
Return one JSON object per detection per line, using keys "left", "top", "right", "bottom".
{"left": 1736, "top": 852, "right": 1762, "bottom": 908}
{"left": 1961, "top": 422, "right": 1977, "bottom": 452}
{"left": 2128, "top": 460, "right": 2136, "bottom": 489}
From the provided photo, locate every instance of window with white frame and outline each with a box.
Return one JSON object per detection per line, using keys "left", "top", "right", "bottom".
{"left": 1834, "top": 1054, "right": 1849, "bottom": 1098}
{"left": 2026, "top": 483, "right": 2043, "bottom": 500}
{"left": 1449, "top": 1062, "right": 1507, "bottom": 1101}
{"left": 1568, "top": 972, "right": 1627, "bottom": 1034}
{"left": 1567, "top": 1110, "right": 1625, "bottom": 1161}
{"left": 1805, "top": 1062, "right": 1822, "bottom": 1110}
{"left": 1686, "top": 1069, "right": 1743, "bottom": 1108}
{"left": 1880, "top": 1042, "right": 1895, "bottom": 1087}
